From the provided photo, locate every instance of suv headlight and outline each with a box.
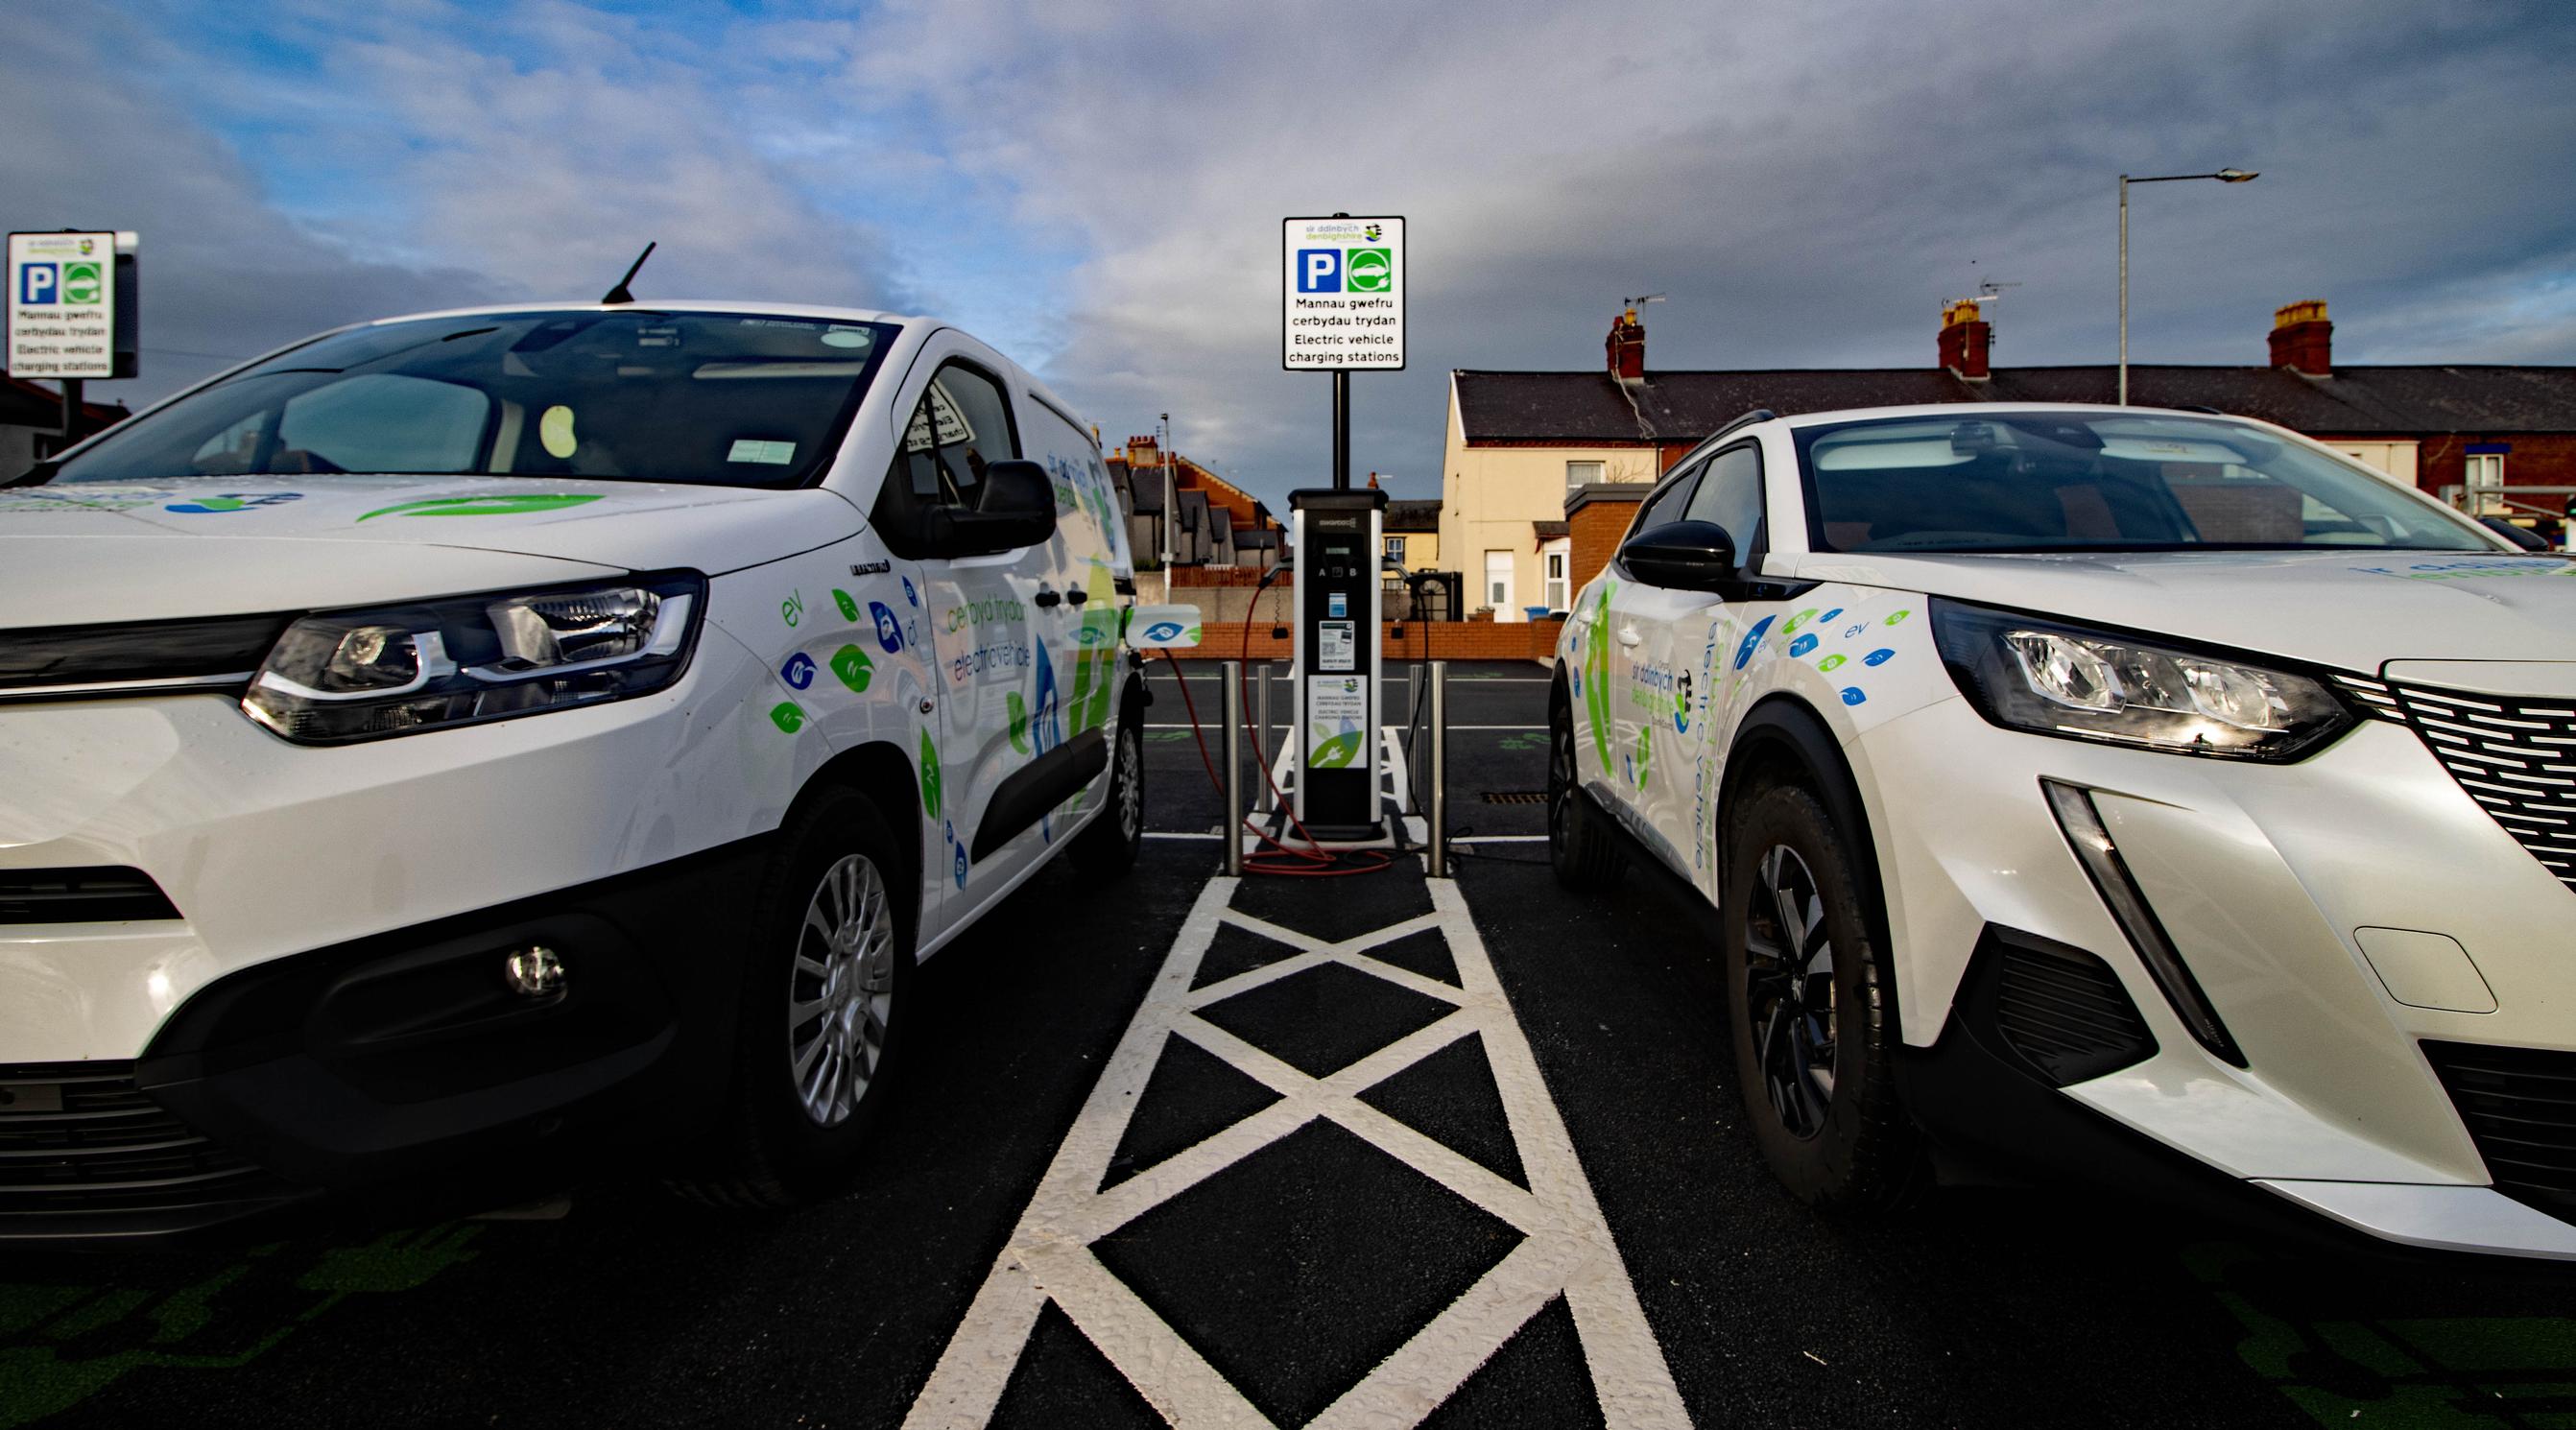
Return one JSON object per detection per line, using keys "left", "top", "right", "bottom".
{"left": 1931, "top": 598, "right": 2352, "bottom": 761}
{"left": 244, "top": 573, "right": 705, "bottom": 744}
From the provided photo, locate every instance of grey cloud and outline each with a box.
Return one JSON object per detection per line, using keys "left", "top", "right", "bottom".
{"left": 830, "top": 0, "right": 2576, "bottom": 506}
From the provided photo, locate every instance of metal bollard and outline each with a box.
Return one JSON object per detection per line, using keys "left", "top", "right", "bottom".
{"left": 1221, "top": 660, "right": 1244, "bottom": 875}
{"left": 1253, "top": 663, "right": 1273, "bottom": 814}
{"left": 1427, "top": 660, "right": 1448, "bottom": 878}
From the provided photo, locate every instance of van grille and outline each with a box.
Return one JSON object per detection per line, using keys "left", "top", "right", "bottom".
{"left": 0, "top": 1062, "right": 290, "bottom": 1220}
{"left": 2421, "top": 1040, "right": 2576, "bottom": 1221}
{"left": 2340, "top": 675, "right": 2576, "bottom": 894}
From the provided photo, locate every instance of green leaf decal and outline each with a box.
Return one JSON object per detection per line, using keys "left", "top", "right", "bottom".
{"left": 1586, "top": 583, "right": 1616, "bottom": 774}
{"left": 833, "top": 588, "right": 861, "bottom": 622}
{"left": 830, "top": 645, "right": 873, "bottom": 692}
{"left": 355, "top": 494, "right": 603, "bottom": 522}
{"left": 918, "top": 728, "right": 943, "bottom": 819}
{"left": 769, "top": 702, "right": 805, "bottom": 733}
{"left": 1007, "top": 691, "right": 1030, "bottom": 753}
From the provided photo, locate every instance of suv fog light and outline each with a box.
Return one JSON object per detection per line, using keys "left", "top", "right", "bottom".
{"left": 502, "top": 945, "right": 566, "bottom": 998}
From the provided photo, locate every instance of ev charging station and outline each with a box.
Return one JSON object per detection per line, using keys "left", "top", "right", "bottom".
{"left": 1287, "top": 487, "right": 1388, "bottom": 838}
{"left": 1276, "top": 213, "right": 1410, "bottom": 846}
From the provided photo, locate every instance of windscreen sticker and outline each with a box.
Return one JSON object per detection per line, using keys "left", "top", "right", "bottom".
{"left": 356, "top": 494, "right": 602, "bottom": 521}
{"left": 727, "top": 439, "right": 796, "bottom": 465}
{"left": 539, "top": 405, "right": 578, "bottom": 459}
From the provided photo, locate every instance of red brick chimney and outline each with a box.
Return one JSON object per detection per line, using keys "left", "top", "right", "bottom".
{"left": 1128, "top": 435, "right": 1159, "bottom": 465}
{"left": 1938, "top": 298, "right": 1992, "bottom": 380}
{"left": 1606, "top": 305, "right": 1646, "bottom": 382}
{"left": 2269, "top": 299, "right": 2331, "bottom": 376}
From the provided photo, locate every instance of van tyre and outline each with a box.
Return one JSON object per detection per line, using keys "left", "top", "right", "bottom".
{"left": 1549, "top": 680, "right": 1624, "bottom": 892}
{"left": 1720, "top": 778, "right": 1923, "bottom": 1213}
{"left": 677, "top": 787, "right": 913, "bottom": 1209}
{"left": 1069, "top": 709, "right": 1145, "bottom": 878}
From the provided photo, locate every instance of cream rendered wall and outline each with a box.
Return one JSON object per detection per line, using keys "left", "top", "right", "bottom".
{"left": 2324, "top": 440, "right": 2421, "bottom": 489}
{"left": 1441, "top": 383, "right": 1658, "bottom": 622}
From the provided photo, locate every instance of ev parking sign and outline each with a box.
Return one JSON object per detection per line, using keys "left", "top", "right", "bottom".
{"left": 7, "top": 231, "right": 120, "bottom": 379}
{"left": 1283, "top": 216, "right": 1404, "bottom": 370}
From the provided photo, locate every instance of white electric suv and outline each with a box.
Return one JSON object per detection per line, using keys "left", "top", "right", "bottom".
{"left": 0, "top": 303, "right": 1153, "bottom": 1240}
{"left": 1550, "top": 402, "right": 2576, "bottom": 1260}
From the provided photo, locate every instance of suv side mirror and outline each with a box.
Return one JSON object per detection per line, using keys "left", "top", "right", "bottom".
{"left": 1618, "top": 519, "right": 1738, "bottom": 591}
{"left": 930, "top": 459, "right": 1058, "bottom": 556}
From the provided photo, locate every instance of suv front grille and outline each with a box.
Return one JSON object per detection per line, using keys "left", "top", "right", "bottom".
{"left": 0, "top": 868, "right": 180, "bottom": 923}
{"left": 2421, "top": 1040, "right": 2576, "bottom": 1221}
{"left": 0, "top": 1061, "right": 290, "bottom": 1218}
{"left": 2340, "top": 675, "right": 2576, "bottom": 894}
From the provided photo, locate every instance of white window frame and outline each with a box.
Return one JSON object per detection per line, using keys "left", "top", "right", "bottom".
{"left": 1542, "top": 541, "right": 1569, "bottom": 613}
{"left": 1565, "top": 460, "right": 1604, "bottom": 491}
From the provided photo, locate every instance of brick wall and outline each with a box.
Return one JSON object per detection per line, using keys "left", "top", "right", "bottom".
{"left": 1164, "top": 618, "right": 1564, "bottom": 664}
{"left": 2410, "top": 433, "right": 2576, "bottom": 501}
{"left": 1566, "top": 488, "right": 1643, "bottom": 594}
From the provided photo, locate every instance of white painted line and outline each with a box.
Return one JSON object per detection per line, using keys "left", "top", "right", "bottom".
{"left": 904, "top": 875, "right": 1686, "bottom": 1429}
{"left": 1142, "top": 830, "right": 1224, "bottom": 841}
{"left": 1452, "top": 835, "right": 1547, "bottom": 845}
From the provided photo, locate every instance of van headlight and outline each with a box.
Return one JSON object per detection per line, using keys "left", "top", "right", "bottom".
{"left": 1931, "top": 598, "right": 2352, "bottom": 761}
{"left": 244, "top": 573, "right": 704, "bottom": 744}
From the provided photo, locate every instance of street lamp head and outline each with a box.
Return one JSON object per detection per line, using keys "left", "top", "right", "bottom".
{"left": 2216, "top": 168, "right": 2258, "bottom": 182}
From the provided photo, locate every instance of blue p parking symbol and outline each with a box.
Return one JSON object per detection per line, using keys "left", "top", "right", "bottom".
{"left": 1297, "top": 249, "right": 1342, "bottom": 294}
{"left": 17, "top": 263, "right": 58, "bottom": 305}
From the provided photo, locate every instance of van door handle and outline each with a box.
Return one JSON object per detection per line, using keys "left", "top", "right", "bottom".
{"left": 1616, "top": 625, "right": 1643, "bottom": 647}
{"left": 1065, "top": 588, "right": 1089, "bottom": 606}
{"left": 1033, "top": 589, "right": 1062, "bottom": 608}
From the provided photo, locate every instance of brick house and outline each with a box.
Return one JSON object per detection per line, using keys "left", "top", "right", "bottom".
{"left": 1449, "top": 302, "right": 2576, "bottom": 596}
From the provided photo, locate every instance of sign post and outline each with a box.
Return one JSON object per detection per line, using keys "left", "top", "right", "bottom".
{"left": 8, "top": 230, "right": 137, "bottom": 451}
{"left": 1281, "top": 214, "right": 1404, "bottom": 840}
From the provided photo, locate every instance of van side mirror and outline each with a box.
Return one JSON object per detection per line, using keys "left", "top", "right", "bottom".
{"left": 1618, "top": 519, "right": 1739, "bottom": 591}
{"left": 929, "top": 459, "right": 1058, "bottom": 556}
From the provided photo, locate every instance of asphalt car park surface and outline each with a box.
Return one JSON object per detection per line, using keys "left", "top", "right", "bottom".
{"left": 5, "top": 659, "right": 2574, "bottom": 1428}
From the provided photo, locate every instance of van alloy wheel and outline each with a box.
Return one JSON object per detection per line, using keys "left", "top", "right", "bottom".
{"left": 789, "top": 853, "right": 895, "bottom": 1129}
{"left": 1744, "top": 843, "right": 1837, "bottom": 1140}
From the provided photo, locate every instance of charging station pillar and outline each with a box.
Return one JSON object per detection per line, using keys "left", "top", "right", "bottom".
{"left": 1289, "top": 486, "right": 1388, "bottom": 840}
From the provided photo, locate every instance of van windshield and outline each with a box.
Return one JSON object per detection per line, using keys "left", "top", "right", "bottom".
{"left": 46, "top": 311, "right": 899, "bottom": 490}
{"left": 1795, "top": 411, "right": 2494, "bottom": 554}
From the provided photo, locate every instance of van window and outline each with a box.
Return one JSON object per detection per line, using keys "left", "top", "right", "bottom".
{"left": 876, "top": 361, "right": 1020, "bottom": 556}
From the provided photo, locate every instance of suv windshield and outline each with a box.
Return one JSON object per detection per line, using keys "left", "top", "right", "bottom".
{"left": 45, "top": 311, "right": 899, "bottom": 489}
{"left": 1795, "top": 411, "right": 2494, "bottom": 554}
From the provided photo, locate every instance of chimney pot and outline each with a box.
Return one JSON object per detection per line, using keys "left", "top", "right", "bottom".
{"left": 1938, "top": 299, "right": 1992, "bottom": 381}
{"left": 2269, "top": 299, "right": 2332, "bottom": 376}
{"left": 1606, "top": 308, "right": 1646, "bottom": 382}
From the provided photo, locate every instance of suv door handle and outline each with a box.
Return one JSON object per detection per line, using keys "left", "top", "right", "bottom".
{"left": 1065, "top": 588, "right": 1089, "bottom": 606}
{"left": 1033, "top": 589, "right": 1063, "bottom": 608}
{"left": 1616, "top": 625, "right": 1643, "bottom": 647}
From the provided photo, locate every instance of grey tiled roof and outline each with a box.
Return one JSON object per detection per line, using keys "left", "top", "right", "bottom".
{"left": 1453, "top": 365, "right": 2576, "bottom": 445}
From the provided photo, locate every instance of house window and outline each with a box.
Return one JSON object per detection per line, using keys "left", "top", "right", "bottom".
{"left": 1385, "top": 536, "right": 1405, "bottom": 562}
{"left": 1543, "top": 546, "right": 1568, "bottom": 612}
{"left": 1566, "top": 460, "right": 1604, "bottom": 491}
{"left": 1484, "top": 550, "right": 1513, "bottom": 610}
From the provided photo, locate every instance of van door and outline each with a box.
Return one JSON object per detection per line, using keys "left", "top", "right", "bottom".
{"left": 881, "top": 349, "right": 1061, "bottom": 915}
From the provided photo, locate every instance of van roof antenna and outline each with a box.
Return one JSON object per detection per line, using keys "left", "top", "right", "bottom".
{"left": 602, "top": 242, "right": 656, "bottom": 305}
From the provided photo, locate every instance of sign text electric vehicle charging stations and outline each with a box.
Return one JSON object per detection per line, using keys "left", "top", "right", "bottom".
{"left": 1282, "top": 216, "right": 1405, "bottom": 840}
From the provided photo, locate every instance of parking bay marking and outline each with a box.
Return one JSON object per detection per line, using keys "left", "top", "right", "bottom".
{"left": 905, "top": 875, "right": 1686, "bottom": 1428}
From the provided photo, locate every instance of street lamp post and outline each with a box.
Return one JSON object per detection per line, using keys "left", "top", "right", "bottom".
{"left": 2119, "top": 168, "right": 2258, "bottom": 405}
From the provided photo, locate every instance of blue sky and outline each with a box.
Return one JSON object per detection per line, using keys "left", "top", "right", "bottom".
{"left": 7, "top": 0, "right": 2575, "bottom": 508}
